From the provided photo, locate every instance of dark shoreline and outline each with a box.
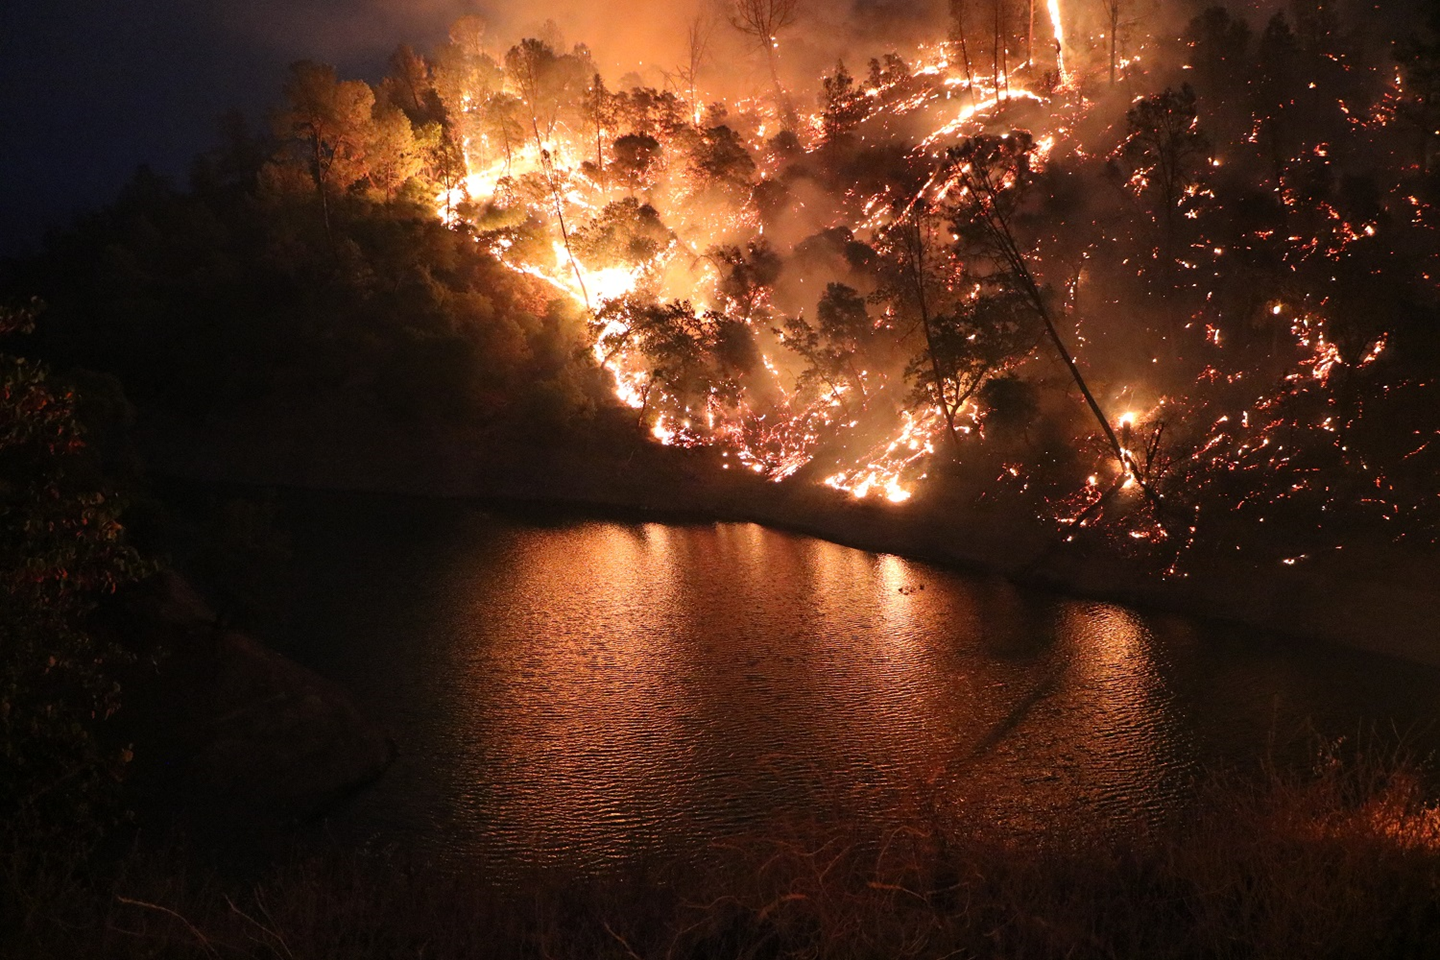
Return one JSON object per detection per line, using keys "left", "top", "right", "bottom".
{"left": 146, "top": 438, "right": 1440, "bottom": 671}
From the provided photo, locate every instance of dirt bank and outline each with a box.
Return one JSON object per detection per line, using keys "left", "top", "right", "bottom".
{"left": 142, "top": 412, "right": 1440, "bottom": 668}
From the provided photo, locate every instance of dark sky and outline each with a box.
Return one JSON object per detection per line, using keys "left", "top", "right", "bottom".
{"left": 0, "top": 0, "right": 952, "bottom": 257}
{"left": 1, "top": 0, "right": 1426, "bottom": 258}
{"left": 0, "top": 0, "right": 477, "bottom": 256}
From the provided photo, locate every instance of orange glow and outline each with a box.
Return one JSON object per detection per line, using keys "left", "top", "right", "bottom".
{"left": 1048, "top": 0, "right": 1071, "bottom": 88}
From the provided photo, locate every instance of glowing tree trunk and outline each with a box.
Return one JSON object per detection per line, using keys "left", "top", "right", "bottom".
{"left": 902, "top": 219, "right": 966, "bottom": 454}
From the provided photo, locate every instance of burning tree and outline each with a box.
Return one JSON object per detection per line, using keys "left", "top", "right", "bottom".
{"left": 127, "top": 0, "right": 1432, "bottom": 565}
{"left": 729, "top": 0, "right": 802, "bottom": 121}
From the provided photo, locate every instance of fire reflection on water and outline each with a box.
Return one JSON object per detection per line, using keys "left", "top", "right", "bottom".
{"left": 287, "top": 508, "right": 1440, "bottom": 875}
{"left": 424, "top": 519, "right": 1196, "bottom": 869}
{"left": 1046, "top": 604, "right": 1189, "bottom": 820}
{"left": 451, "top": 524, "right": 696, "bottom": 869}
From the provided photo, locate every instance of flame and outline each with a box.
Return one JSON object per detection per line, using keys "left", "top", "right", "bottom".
{"left": 823, "top": 408, "right": 941, "bottom": 504}
{"left": 1048, "top": 0, "right": 1071, "bottom": 88}
{"left": 424, "top": 36, "right": 1054, "bottom": 502}
{"left": 402, "top": 5, "right": 1431, "bottom": 567}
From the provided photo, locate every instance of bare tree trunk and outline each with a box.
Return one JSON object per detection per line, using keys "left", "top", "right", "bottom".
{"left": 964, "top": 158, "right": 1165, "bottom": 514}
{"left": 686, "top": 15, "right": 711, "bottom": 126}
{"left": 953, "top": 0, "right": 980, "bottom": 109}
{"left": 1028, "top": 0, "right": 1035, "bottom": 64}
{"left": 765, "top": 45, "right": 783, "bottom": 101}
{"left": 992, "top": 0, "right": 1001, "bottom": 90}
{"left": 591, "top": 81, "right": 607, "bottom": 193}
{"left": 1108, "top": 3, "right": 1120, "bottom": 85}
{"left": 637, "top": 378, "right": 655, "bottom": 428}
{"left": 532, "top": 119, "right": 591, "bottom": 312}
{"left": 905, "top": 220, "right": 964, "bottom": 454}
{"left": 763, "top": 44, "right": 795, "bottom": 128}
{"left": 1001, "top": 0, "right": 1010, "bottom": 95}
{"left": 309, "top": 132, "right": 335, "bottom": 245}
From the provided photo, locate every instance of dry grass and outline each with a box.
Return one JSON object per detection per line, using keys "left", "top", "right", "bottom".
{"left": 7, "top": 744, "right": 1440, "bottom": 959}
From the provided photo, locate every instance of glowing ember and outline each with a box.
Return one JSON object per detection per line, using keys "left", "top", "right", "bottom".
{"left": 380, "top": 0, "right": 1440, "bottom": 568}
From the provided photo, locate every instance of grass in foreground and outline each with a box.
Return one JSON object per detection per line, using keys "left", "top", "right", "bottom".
{"left": 6, "top": 745, "right": 1440, "bottom": 959}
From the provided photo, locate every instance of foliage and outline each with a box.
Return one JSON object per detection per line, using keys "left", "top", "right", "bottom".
{"left": 687, "top": 124, "right": 757, "bottom": 200}
{"left": 596, "top": 296, "right": 755, "bottom": 424}
{"left": 905, "top": 283, "right": 1039, "bottom": 420}
{"left": 9, "top": 0, "right": 1440, "bottom": 564}
{"left": 571, "top": 199, "right": 674, "bottom": 270}
{"left": 610, "top": 133, "right": 663, "bottom": 194}
{"left": 503, "top": 38, "right": 591, "bottom": 145}
{"left": 782, "top": 283, "right": 875, "bottom": 411}
{"left": 818, "top": 61, "right": 868, "bottom": 144}
{"left": 712, "top": 240, "right": 782, "bottom": 321}
{"left": 274, "top": 61, "right": 377, "bottom": 198}
{"left": 0, "top": 301, "right": 151, "bottom": 862}
{"left": 18, "top": 167, "right": 607, "bottom": 436}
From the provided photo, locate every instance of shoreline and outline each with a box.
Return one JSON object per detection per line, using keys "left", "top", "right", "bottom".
{"left": 143, "top": 424, "right": 1440, "bottom": 669}
{"left": 475, "top": 485, "right": 1440, "bottom": 671}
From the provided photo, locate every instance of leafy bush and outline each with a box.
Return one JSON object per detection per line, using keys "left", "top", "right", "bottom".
{"left": 0, "top": 301, "right": 151, "bottom": 907}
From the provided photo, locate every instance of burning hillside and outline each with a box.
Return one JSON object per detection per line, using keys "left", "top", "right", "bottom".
{"left": 130, "top": 0, "right": 1440, "bottom": 572}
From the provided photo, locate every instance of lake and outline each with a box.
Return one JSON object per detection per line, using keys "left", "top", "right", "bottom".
{"left": 252, "top": 493, "right": 1440, "bottom": 875}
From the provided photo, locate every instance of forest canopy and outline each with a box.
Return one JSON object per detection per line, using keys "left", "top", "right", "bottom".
{"left": 6, "top": 0, "right": 1440, "bottom": 571}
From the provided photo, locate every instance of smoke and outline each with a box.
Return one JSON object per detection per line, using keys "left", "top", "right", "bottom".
{"left": 219, "top": 0, "right": 953, "bottom": 99}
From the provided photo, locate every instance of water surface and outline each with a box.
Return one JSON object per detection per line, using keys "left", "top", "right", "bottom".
{"left": 259, "top": 494, "right": 1440, "bottom": 872}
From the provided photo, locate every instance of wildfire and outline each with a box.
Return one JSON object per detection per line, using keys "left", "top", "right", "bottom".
{"left": 401, "top": 0, "right": 1435, "bottom": 563}
{"left": 1047, "top": 0, "right": 1070, "bottom": 89}
{"left": 823, "top": 407, "right": 942, "bottom": 503}
{"left": 423, "top": 36, "right": 1067, "bottom": 507}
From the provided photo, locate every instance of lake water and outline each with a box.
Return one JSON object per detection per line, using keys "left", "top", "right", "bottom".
{"left": 256, "top": 493, "right": 1440, "bottom": 874}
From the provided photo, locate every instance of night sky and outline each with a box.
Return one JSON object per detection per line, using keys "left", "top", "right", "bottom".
{"left": 0, "top": 0, "right": 476, "bottom": 256}
{"left": 0, "top": 0, "right": 941, "bottom": 257}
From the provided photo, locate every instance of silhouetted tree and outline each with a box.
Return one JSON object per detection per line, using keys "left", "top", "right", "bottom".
{"left": 819, "top": 61, "right": 868, "bottom": 144}
{"left": 1187, "top": 7, "right": 1251, "bottom": 95}
{"left": 611, "top": 133, "right": 662, "bottom": 196}
{"left": 730, "top": 0, "right": 801, "bottom": 121}
{"left": 713, "top": 240, "right": 783, "bottom": 321}
{"left": 1253, "top": 13, "right": 1300, "bottom": 181}
{"left": 1393, "top": 11, "right": 1440, "bottom": 177}
{"left": 783, "top": 282, "right": 875, "bottom": 412}
{"left": 1123, "top": 84, "right": 1209, "bottom": 263}
{"left": 572, "top": 199, "right": 673, "bottom": 270}
{"left": 688, "top": 125, "right": 756, "bottom": 201}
